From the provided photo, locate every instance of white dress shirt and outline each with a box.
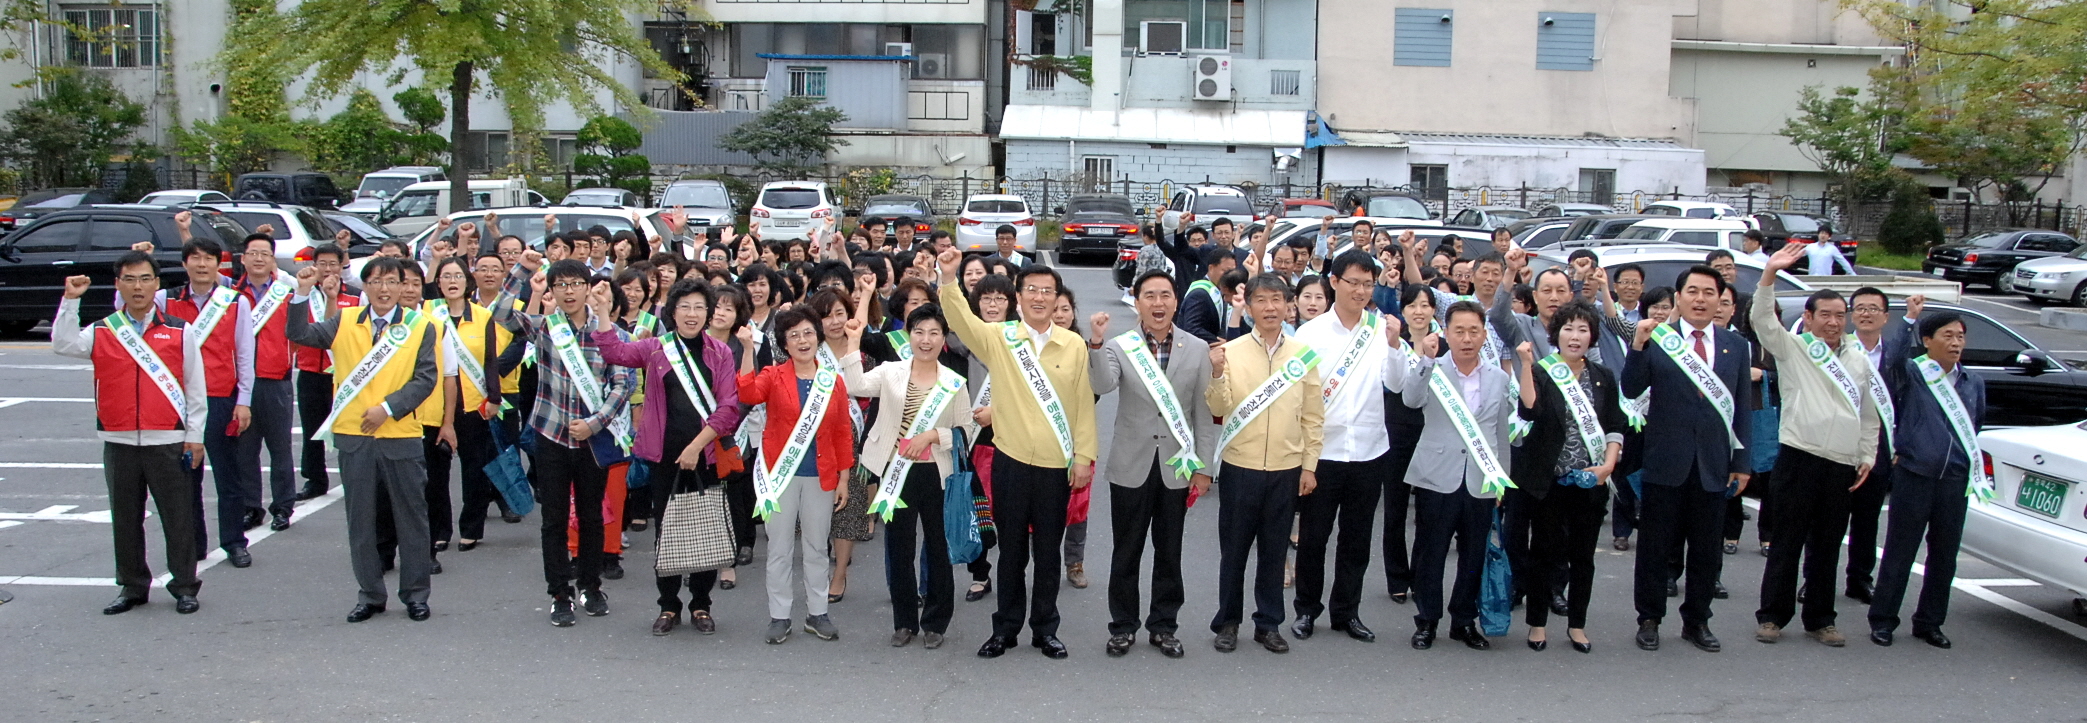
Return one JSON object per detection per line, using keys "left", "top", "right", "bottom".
{"left": 1677, "top": 317, "right": 1717, "bottom": 361}
{"left": 1295, "top": 308, "right": 1408, "bottom": 461}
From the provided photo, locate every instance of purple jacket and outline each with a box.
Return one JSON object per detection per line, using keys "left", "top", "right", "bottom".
{"left": 594, "top": 330, "right": 744, "bottom": 464}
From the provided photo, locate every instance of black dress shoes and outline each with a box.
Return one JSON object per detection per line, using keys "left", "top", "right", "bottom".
{"left": 1448, "top": 623, "right": 1490, "bottom": 650}
{"left": 1913, "top": 628, "right": 1952, "bottom": 649}
{"left": 1682, "top": 625, "right": 1721, "bottom": 652}
{"left": 241, "top": 508, "right": 265, "bottom": 531}
{"left": 432, "top": 540, "right": 449, "bottom": 553}
{"left": 1253, "top": 628, "right": 1290, "bottom": 653}
{"left": 102, "top": 597, "right": 146, "bottom": 615}
{"left": 1106, "top": 633, "right": 1133, "bottom": 657}
{"left": 1291, "top": 614, "right": 1316, "bottom": 639}
{"left": 295, "top": 487, "right": 325, "bottom": 502}
{"left": 1411, "top": 624, "right": 1437, "bottom": 650}
{"left": 1032, "top": 635, "right": 1069, "bottom": 659}
{"left": 1571, "top": 639, "right": 1593, "bottom": 654}
{"left": 174, "top": 595, "right": 199, "bottom": 614}
{"left": 1389, "top": 590, "right": 1410, "bottom": 604}
{"left": 1869, "top": 629, "right": 1894, "bottom": 647}
{"left": 226, "top": 546, "right": 252, "bottom": 568}
{"left": 406, "top": 602, "right": 431, "bottom": 621}
{"left": 1550, "top": 591, "right": 1569, "bottom": 617}
{"left": 1333, "top": 619, "right": 1376, "bottom": 642}
{"left": 1846, "top": 580, "right": 1876, "bottom": 604}
{"left": 502, "top": 511, "right": 523, "bottom": 524}
{"left": 429, "top": 558, "right": 443, "bottom": 575}
{"left": 268, "top": 511, "right": 291, "bottom": 531}
{"left": 1636, "top": 621, "right": 1661, "bottom": 651}
{"left": 1214, "top": 624, "right": 1240, "bottom": 653}
{"left": 1527, "top": 637, "right": 1548, "bottom": 652}
{"left": 976, "top": 636, "right": 1010, "bottom": 658}
{"left": 347, "top": 603, "right": 385, "bottom": 623}
{"left": 1150, "top": 632, "right": 1185, "bottom": 658}
{"left": 1666, "top": 578, "right": 1679, "bottom": 597}
{"left": 1713, "top": 580, "right": 1730, "bottom": 599}
{"left": 456, "top": 540, "right": 479, "bottom": 552}
{"left": 964, "top": 580, "right": 992, "bottom": 602}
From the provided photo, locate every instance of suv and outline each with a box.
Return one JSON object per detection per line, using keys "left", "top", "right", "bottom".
{"left": 234, "top": 172, "right": 344, "bottom": 209}
{"left": 749, "top": 181, "right": 840, "bottom": 242}
{"left": 1640, "top": 200, "right": 1740, "bottom": 220}
{"left": 0, "top": 205, "right": 247, "bottom": 333}
{"left": 201, "top": 201, "right": 356, "bottom": 271}
{"left": 1160, "top": 185, "right": 1257, "bottom": 234}
{"left": 2, "top": 188, "right": 118, "bottom": 230}
{"left": 379, "top": 179, "right": 547, "bottom": 238}
{"left": 1055, "top": 194, "right": 1139, "bottom": 264}
{"left": 1609, "top": 218, "right": 1751, "bottom": 251}
{"left": 341, "top": 166, "right": 445, "bottom": 214}
{"left": 657, "top": 179, "right": 738, "bottom": 233}
{"left": 1334, "top": 189, "right": 1438, "bottom": 223}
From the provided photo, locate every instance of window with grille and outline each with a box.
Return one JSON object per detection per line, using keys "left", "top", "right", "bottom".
{"left": 787, "top": 66, "right": 828, "bottom": 99}
{"left": 1410, "top": 164, "right": 1449, "bottom": 201}
{"left": 1269, "top": 69, "right": 1300, "bottom": 96}
{"left": 63, "top": 7, "right": 160, "bottom": 68}
{"left": 1082, "top": 156, "right": 1114, "bottom": 191}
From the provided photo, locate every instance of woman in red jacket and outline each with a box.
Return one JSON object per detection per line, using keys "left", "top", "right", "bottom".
{"left": 737, "top": 304, "right": 854, "bottom": 645}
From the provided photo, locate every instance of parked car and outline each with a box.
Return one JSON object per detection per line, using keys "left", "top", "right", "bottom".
{"left": 1334, "top": 189, "right": 1439, "bottom": 223}
{"left": 348, "top": 206, "right": 674, "bottom": 281}
{"left": 1536, "top": 244, "right": 1811, "bottom": 297}
{"left": 955, "top": 194, "right": 1036, "bottom": 253}
{"left": 1556, "top": 214, "right": 1661, "bottom": 245}
{"left": 138, "top": 189, "right": 234, "bottom": 207}
{"left": 1964, "top": 421, "right": 2087, "bottom": 616}
{"left": 234, "top": 172, "right": 344, "bottom": 209}
{"left": 1271, "top": 198, "right": 1336, "bottom": 219}
{"left": 1640, "top": 200, "right": 1741, "bottom": 220}
{"left": 1160, "top": 185, "right": 1257, "bottom": 235}
{"left": 1505, "top": 218, "right": 1576, "bottom": 249}
{"left": 1777, "top": 299, "right": 2087, "bottom": 427}
{"left": 656, "top": 179, "right": 738, "bottom": 232}
{"left": 1749, "top": 211, "right": 1831, "bottom": 251}
{"left": 1531, "top": 202, "right": 1614, "bottom": 217}
{"left": 749, "top": 181, "right": 841, "bottom": 242}
{"left": 1113, "top": 238, "right": 1144, "bottom": 289}
{"left": 1445, "top": 205, "right": 1531, "bottom": 230}
{"left": 202, "top": 201, "right": 352, "bottom": 271}
{"left": 317, "top": 210, "right": 392, "bottom": 256}
{"left": 2006, "top": 245, "right": 2087, "bottom": 306}
{"left": 378, "top": 179, "right": 548, "bottom": 238}
{"left": 1609, "top": 218, "right": 1752, "bottom": 251}
{"left": 1924, "top": 229, "right": 2082, "bottom": 291}
{"left": 858, "top": 194, "right": 938, "bottom": 237}
{"left": 0, "top": 205, "right": 247, "bottom": 333}
{"left": 561, "top": 187, "right": 641, "bottom": 208}
{"left": 1266, "top": 215, "right": 1440, "bottom": 260}
{"left": 341, "top": 166, "right": 445, "bottom": 215}
{"left": 1055, "top": 194, "right": 1140, "bottom": 264}
{"left": 1, "top": 188, "right": 118, "bottom": 230}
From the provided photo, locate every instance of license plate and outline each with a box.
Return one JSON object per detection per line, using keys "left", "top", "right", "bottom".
{"left": 771, "top": 218, "right": 802, "bottom": 227}
{"left": 1095, "top": 227, "right": 1119, "bottom": 236}
{"left": 2016, "top": 472, "right": 2071, "bottom": 519}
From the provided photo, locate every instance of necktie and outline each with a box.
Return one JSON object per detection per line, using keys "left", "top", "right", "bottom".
{"left": 1691, "top": 329, "right": 1707, "bottom": 361}
{"left": 372, "top": 314, "right": 389, "bottom": 343}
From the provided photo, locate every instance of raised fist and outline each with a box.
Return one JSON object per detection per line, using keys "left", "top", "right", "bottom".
{"left": 1633, "top": 319, "right": 1658, "bottom": 349}
{"left": 1089, "top": 312, "right": 1110, "bottom": 342}
{"left": 519, "top": 249, "right": 545, "bottom": 271}
{"left": 62, "top": 275, "right": 91, "bottom": 299}
{"left": 1515, "top": 341, "right": 1535, "bottom": 364}
{"left": 1209, "top": 345, "right": 1228, "bottom": 378}
{"left": 1417, "top": 332, "right": 1440, "bottom": 359}
{"left": 1382, "top": 313, "right": 1403, "bottom": 345}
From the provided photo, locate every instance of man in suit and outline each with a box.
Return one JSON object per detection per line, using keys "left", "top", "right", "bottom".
{"left": 1622, "top": 264, "right": 1753, "bottom": 652}
{"left": 1399, "top": 300, "right": 1513, "bottom": 651}
{"left": 1177, "top": 245, "right": 1239, "bottom": 344}
{"left": 1087, "top": 269, "right": 1221, "bottom": 659}
{"left": 1289, "top": 250, "right": 1410, "bottom": 644}
{"left": 1843, "top": 286, "right": 1908, "bottom": 604}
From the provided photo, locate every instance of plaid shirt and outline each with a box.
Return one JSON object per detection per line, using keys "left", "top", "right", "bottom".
{"left": 1145, "top": 328, "right": 1173, "bottom": 370}
{"left": 493, "top": 266, "right": 634, "bottom": 449}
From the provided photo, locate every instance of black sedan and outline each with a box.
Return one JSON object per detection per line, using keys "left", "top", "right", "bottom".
{"left": 1924, "top": 228, "right": 2081, "bottom": 290}
{"left": 2, "top": 188, "right": 117, "bottom": 231}
{"left": 1779, "top": 300, "right": 2087, "bottom": 427}
{"left": 858, "top": 194, "right": 937, "bottom": 238}
{"left": 0, "top": 205, "right": 250, "bottom": 334}
{"left": 1055, "top": 194, "right": 1140, "bottom": 264}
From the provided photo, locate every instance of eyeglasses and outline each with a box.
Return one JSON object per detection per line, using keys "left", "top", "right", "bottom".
{"left": 1020, "top": 285, "right": 1057, "bottom": 296}
{"left": 1853, "top": 305, "right": 1886, "bottom": 314}
{"left": 551, "top": 281, "right": 589, "bottom": 290}
{"left": 783, "top": 328, "right": 819, "bottom": 341}
{"left": 117, "top": 274, "right": 158, "bottom": 284}
{"left": 1337, "top": 275, "right": 1375, "bottom": 287}
{"left": 243, "top": 249, "right": 272, "bottom": 257}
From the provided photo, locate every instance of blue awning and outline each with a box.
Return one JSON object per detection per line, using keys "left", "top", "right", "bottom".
{"left": 755, "top": 54, "right": 913, "bottom": 62}
{"left": 1305, "top": 112, "right": 1345, "bottom": 149}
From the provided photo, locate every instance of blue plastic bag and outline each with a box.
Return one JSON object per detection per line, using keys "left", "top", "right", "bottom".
{"left": 943, "top": 428, "right": 983, "bottom": 565}
{"left": 485, "top": 444, "right": 535, "bottom": 517}
{"left": 1479, "top": 507, "right": 1514, "bottom": 638}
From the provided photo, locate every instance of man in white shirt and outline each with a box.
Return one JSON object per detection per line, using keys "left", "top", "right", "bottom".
{"left": 1290, "top": 250, "right": 1411, "bottom": 644}
{"left": 1804, "top": 233, "right": 1855, "bottom": 276}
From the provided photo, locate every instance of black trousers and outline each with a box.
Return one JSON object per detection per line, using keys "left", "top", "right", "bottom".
{"left": 1410, "top": 486, "right": 1490, "bottom": 627}
{"left": 104, "top": 442, "right": 201, "bottom": 599}
{"left": 884, "top": 462, "right": 952, "bottom": 634}
{"left": 1380, "top": 422, "right": 1422, "bottom": 596}
{"left": 1612, "top": 470, "right": 1641, "bottom": 539}
{"left": 1526, "top": 484, "right": 1608, "bottom": 629}
{"left": 296, "top": 369, "right": 334, "bottom": 493}
{"left": 238, "top": 376, "right": 298, "bottom": 517}
{"left": 989, "top": 453, "right": 1070, "bottom": 640}
{"left": 723, "top": 468, "right": 757, "bottom": 551}
{"left": 1845, "top": 447, "right": 1894, "bottom": 587}
{"left": 1294, "top": 453, "right": 1385, "bottom": 623}
{"left": 1500, "top": 485, "right": 1536, "bottom": 604}
{"left": 199, "top": 395, "right": 248, "bottom": 551}
{"left": 1212, "top": 465, "right": 1298, "bottom": 633}
{"left": 648, "top": 458, "right": 718, "bottom": 613}
{"left": 1755, "top": 446, "right": 1856, "bottom": 631}
{"left": 1634, "top": 471, "right": 1728, "bottom": 626}
{"left": 421, "top": 424, "right": 455, "bottom": 546}
{"left": 1107, "top": 456, "right": 1188, "bottom": 636}
{"left": 1868, "top": 466, "right": 1969, "bottom": 635}
{"left": 453, "top": 412, "right": 505, "bottom": 540}
{"left": 536, "top": 435, "right": 608, "bottom": 597}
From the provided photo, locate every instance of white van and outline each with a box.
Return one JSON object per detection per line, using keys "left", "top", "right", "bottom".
{"left": 1613, "top": 218, "right": 1752, "bottom": 250}
{"left": 379, "top": 178, "right": 546, "bottom": 237}
{"left": 343, "top": 166, "right": 447, "bottom": 215}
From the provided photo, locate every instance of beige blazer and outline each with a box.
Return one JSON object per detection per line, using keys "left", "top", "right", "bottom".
{"left": 840, "top": 354, "right": 970, "bottom": 486}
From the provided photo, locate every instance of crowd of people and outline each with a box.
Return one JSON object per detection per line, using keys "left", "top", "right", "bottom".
{"left": 57, "top": 204, "right": 1988, "bottom": 656}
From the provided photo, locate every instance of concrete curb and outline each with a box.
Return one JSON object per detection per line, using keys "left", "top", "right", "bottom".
{"left": 2039, "top": 307, "right": 2087, "bottom": 332}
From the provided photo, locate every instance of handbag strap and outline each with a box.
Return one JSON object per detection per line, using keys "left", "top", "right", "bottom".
{"left": 950, "top": 426, "right": 970, "bottom": 475}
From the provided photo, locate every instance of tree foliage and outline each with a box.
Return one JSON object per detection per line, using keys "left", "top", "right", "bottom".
{"left": 1779, "top": 85, "right": 1901, "bottom": 205}
{"left": 1876, "top": 175, "right": 1945, "bottom": 255}
{"left": 573, "top": 116, "right": 653, "bottom": 197}
{"left": 0, "top": 70, "right": 147, "bottom": 188}
{"left": 718, "top": 96, "right": 850, "bottom": 175}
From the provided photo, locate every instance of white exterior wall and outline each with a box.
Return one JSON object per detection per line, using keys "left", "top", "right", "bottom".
{"left": 701, "top": 0, "right": 983, "bottom": 25}
{"left": 1006, "top": 139, "right": 1317, "bottom": 187}
{"left": 1323, "top": 143, "right": 1705, "bottom": 195}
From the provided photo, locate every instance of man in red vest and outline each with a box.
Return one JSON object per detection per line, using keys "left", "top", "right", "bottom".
{"left": 293, "top": 244, "right": 358, "bottom": 501}
{"left": 235, "top": 233, "right": 300, "bottom": 532}
{"left": 157, "top": 238, "right": 258, "bottom": 568}
{"left": 53, "top": 253, "right": 208, "bottom": 615}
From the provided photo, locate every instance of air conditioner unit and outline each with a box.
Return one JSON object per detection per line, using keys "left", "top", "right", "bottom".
{"left": 916, "top": 53, "right": 948, "bottom": 79}
{"left": 1141, "top": 21, "right": 1186, "bottom": 55}
{"left": 884, "top": 42, "right": 914, "bottom": 57}
{"left": 1190, "top": 55, "right": 1231, "bottom": 101}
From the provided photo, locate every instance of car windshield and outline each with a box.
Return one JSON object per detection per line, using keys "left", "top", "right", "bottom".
{"left": 357, "top": 176, "right": 418, "bottom": 197}
{"left": 966, "top": 199, "right": 1028, "bottom": 214}
{"left": 761, "top": 189, "right": 822, "bottom": 210}
{"left": 1191, "top": 194, "right": 1249, "bottom": 214}
{"left": 385, "top": 191, "right": 440, "bottom": 218}
{"left": 564, "top": 191, "right": 624, "bottom": 207}
{"left": 1960, "top": 231, "right": 2013, "bottom": 248}
{"left": 325, "top": 213, "right": 388, "bottom": 241}
{"left": 865, "top": 201, "right": 931, "bottom": 216}
{"left": 1284, "top": 204, "right": 1337, "bottom": 218}
{"left": 223, "top": 212, "right": 290, "bottom": 239}
{"left": 1619, "top": 226, "right": 1663, "bottom": 240}
{"left": 663, "top": 184, "right": 732, "bottom": 209}
{"left": 1067, "top": 198, "right": 1134, "bottom": 216}
{"left": 1364, "top": 195, "right": 1430, "bottom": 219}
{"left": 24, "top": 193, "right": 88, "bottom": 210}
{"left": 1780, "top": 215, "right": 1821, "bottom": 233}
{"left": 1488, "top": 209, "right": 1531, "bottom": 222}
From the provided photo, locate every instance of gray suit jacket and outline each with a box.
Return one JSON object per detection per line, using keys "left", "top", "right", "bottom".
{"left": 1400, "top": 354, "right": 1514, "bottom": 498}
{"left": 1090, "top": 325, "right": 1219, "bottom": 489}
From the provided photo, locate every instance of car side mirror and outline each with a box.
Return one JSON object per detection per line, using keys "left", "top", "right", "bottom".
{"left": 2015, "top": 350, "right": 2055, "bottom": 374}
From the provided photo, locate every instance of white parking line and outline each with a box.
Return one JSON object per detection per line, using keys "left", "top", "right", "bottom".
{"left": 0, "top": 462, "right": 335, "bottom": 472}
{"left": 0, "top": 487, "right": 344, "bottom": 588}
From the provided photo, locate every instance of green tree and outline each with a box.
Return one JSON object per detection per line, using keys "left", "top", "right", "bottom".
{"left": 391, "top": 87, "right": 450, "bottom": 166}
{"left": 0, "top": 70, "right": 147, "bottom": 188}
{"left": 1779, "top": 84, "right": 1901, "bottom": 207}
{"left": 1876, "top": 175, "right": 1945, "bottom": 255}
{"left": 719, "top": 96, "right": 849, "bottom": 175}
{"left": 170, "top": 115, "right": 303, "bottom": 181}
{"left": 308, "top": 90, "right": 406, "bottom": 175}
{"left": 572, "top": 115, "right": 652, "bottom": 197}
{"left": 268, "top": 0, "right": 689, "bottom": 213}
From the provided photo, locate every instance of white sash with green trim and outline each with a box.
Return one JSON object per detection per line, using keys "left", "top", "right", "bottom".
{"left": 1649, "top": 323, "right": 1742, "bottom": 449}
{"left": 660, "top": 334, "right": 718, "bottom": 419}
{"left": 1538, "top": 354, "right": 1607, "bottom": 471}
{"left": 753, "top": 361, "right": 839, "bottom": 519}
{"left": 1213, "top": 344, "right": 1320, "bottom": 476}
{"left": 188, "top": 285, "right": 239, "bottom": 341}
{"left": 546, "top": 310, "right": 633, "bottom": 452}
{"left": 249, "top": 277, "right": 292, "bottom": 331}
{"left": 1867, "top": 366, "right": 1895, "bottom": 455}
{"left": 1913, "top": 355, "right": 1993, "bottom": 502}
{"left": 1318, "top": 312, "right": 1380, "bottom": 403}
{"left": 870, "top": 367, "right": 963, "bottom": 520}
{"left": 103, "top": 313, "right": 186, "bottom": 422}
{"left": 1800, "top": 332, "right": 1863, "bottom": 415}
{"left": 1427, "top": 362, "right": 1516, "bottom": 496}
{"left": 887, "top": 329, "right": 912, "bottom": 361}
{"left": 1116, "top": 330, "right": 1204, "bottom": 480}
{"left": 313, "top": 308, "right": 422, "bottom": 442}
{"left": 430, "top": 303, "right": 490, "bottom": 404}
{"left": 1002, "top": 321, "right": 1076, "bottom": 466}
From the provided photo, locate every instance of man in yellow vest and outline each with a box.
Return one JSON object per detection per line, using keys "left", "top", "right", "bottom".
{"left": 286, "top": 256, "right": 441, "bottom": 623}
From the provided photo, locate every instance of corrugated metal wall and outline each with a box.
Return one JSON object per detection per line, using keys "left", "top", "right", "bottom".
{"left": 1393, "top": 8, "right": 1453, "bottom": 67}
{"left": 628, "top": 111, "right": 761, "bottom": 166}
{"left": 762, "top": 60, "right": 907, "bottom": 130}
